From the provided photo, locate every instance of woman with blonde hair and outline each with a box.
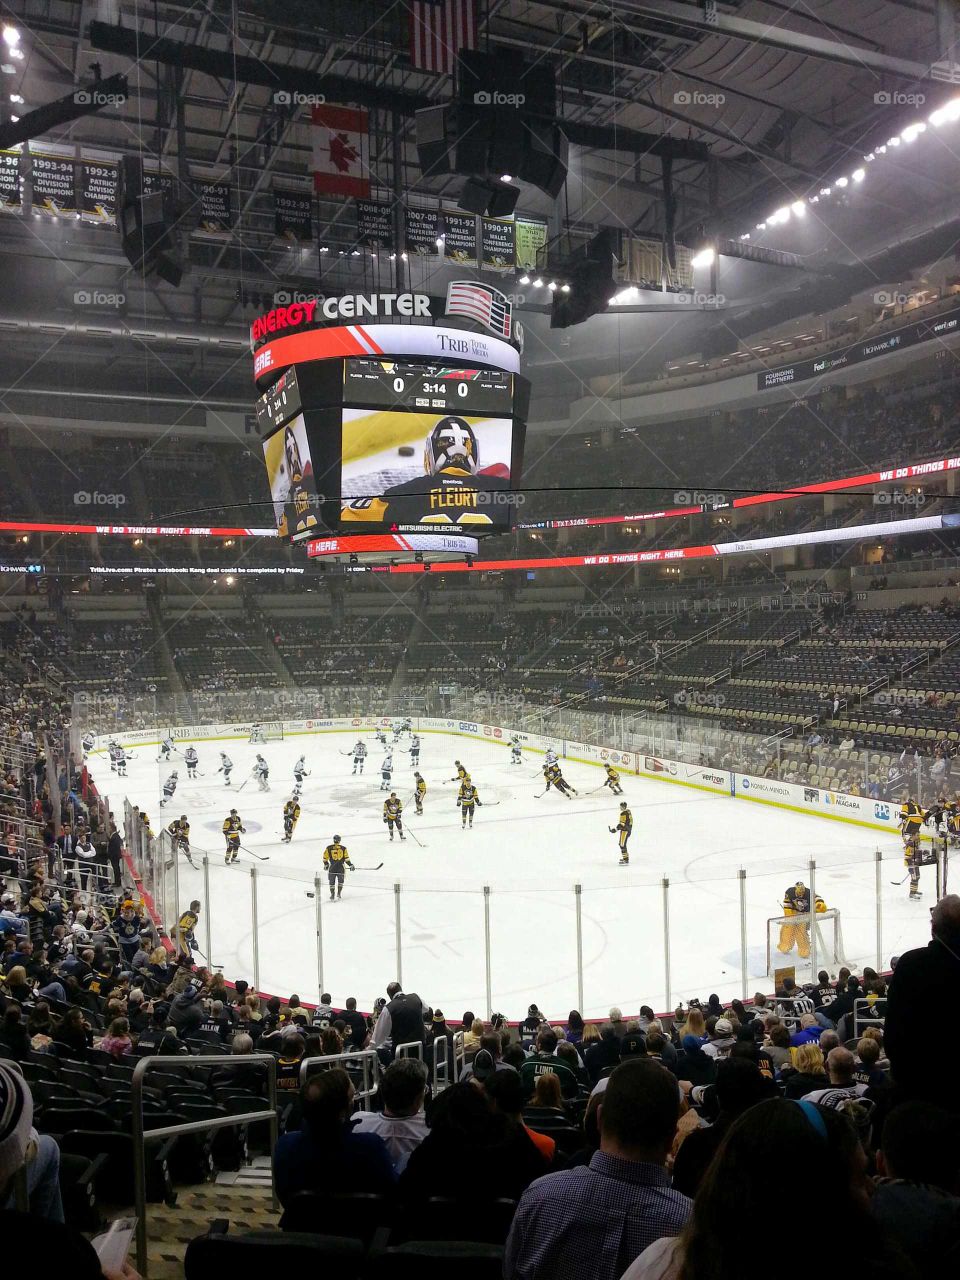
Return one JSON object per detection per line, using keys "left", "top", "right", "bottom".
{"left": 783, "top": 1043, "right": 828, "bottom": 1098}
{"left": 679, "top": 1007, "right": 707, "bottom": 1043}
{"left": 462, "top": 1017, "right": 484, "bottom": 1051}
{"left": 580, "top": 1022, "right": 601, "bottom": 1049}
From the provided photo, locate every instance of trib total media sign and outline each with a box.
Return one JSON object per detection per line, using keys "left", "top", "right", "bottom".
{"left": 250, "top": 293, "right": 433, "bottom": 346}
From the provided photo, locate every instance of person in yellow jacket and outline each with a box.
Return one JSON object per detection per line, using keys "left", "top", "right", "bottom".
{"left": 777, "top": 881, "right": 826, "bottom": 959}
{"left": 174, "top": 899, "right": 201, "bottom": 958}
{"left": 603, "top": 763, "right": 624, "bottom": 795}
{"left": 609, "top": 802, "right": 632, "bottom": 864}
{"left": 413, "top": 772, "right": 426, "bottom": 815}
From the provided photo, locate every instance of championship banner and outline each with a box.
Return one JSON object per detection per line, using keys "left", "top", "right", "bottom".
{"left": 663, "top": 242, "right": 694, "bottom": 293}
{"left": 356, "top": 198, "right": 393, "bottom": 249}
{"left": 31, "top": 152, "right": 77, "bottom": 217}
{"left": 624, "top": 235, "right": 665, "bottom": 289}
{"left": 197, "top": 180, "right": 233, "bottom": 234}
{"left": 0, "top": 150, "right": 21, "bottom": 213}
{"left": 514, "top": 217, "right": 547, "bottom": 269}
{"left": 273, "top": 188, "right": 312, "bottom": 242}
{"left": 481, "top": 216, "right": 515, "bottom": 273}
{"left": 404, "top": 205, "right": 439, "bottom": 256}
{"left": 143, "top": 167, "right": 176, "bottom": 200}
{"left": 312, "top": 104, "right": 370, "bottom": 198}
{"left": 80, "top": 159, "right": 118, "bottom": 225}
{"left": 441, "top": 209, "right": 478, "bottom": 267}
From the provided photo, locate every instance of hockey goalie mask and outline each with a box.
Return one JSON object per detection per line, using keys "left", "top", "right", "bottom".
{"left": 424, "top": 416, "right": 478, "bottom": 476}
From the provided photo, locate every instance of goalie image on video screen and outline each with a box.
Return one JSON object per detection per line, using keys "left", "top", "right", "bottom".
{"left": 340, "top": 408, "right": 515, "bottom": 529}
{"left": 261, "top": 412, "right": 320, "bottom": 538}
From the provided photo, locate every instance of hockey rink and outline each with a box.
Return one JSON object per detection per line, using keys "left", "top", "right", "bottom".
{"left": 102, "top": 730, "right": 934, "bottom": 1018}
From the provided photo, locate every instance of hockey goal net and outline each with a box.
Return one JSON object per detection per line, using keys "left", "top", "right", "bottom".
{"left": 249, "top": 721, "right": 284, "bottom": 742}
{"left": 765, "top": 908, "right": 847, "bottom": 976}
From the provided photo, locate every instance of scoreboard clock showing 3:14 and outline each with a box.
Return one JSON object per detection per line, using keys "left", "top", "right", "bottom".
{"left": 342, "top": 358, "right": 514, "bottom": 415}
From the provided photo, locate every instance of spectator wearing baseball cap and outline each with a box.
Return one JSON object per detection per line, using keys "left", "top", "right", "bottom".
{"left": 0, "top": 1061, "right": 64, "bottom": 1222}
{"left": 703, "top": 1017, "right": 737, "bottom": 1060}
{"left": 460, "top": 1032, "right": 517, "bottom": 1083}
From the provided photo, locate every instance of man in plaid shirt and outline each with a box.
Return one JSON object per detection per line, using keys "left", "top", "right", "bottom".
{"left": 505, "top": 1059, "right": 691, "bottom": 1280}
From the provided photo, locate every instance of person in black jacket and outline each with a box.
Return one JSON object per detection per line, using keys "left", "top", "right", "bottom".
{"left": 886, "top": 894, "right": 960, "bottom": 1111}
{"left": 674, "top": 1034, "right": 718, "bottom": 1088}
{"left": 106, "top": 825, "right": 124, "bottom": 888}
{"left": 399, "top": 1082, "right": 547, "bottom": 1205}
{"left": 584, "top": 1024, "right": 621, "bottom": 1084}
{"left": 672, "top": 1058, "right": 769, "bottom": 1198}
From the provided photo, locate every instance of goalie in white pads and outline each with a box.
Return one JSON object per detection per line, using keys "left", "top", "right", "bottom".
{"left": 254, "top": 754, "right": 270, "bottom": 791}
{"left": 249, "top": 722, "right": 265, "bottom": 744}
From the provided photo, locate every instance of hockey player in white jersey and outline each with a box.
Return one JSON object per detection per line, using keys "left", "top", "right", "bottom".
{"left": 254, "top": 754, "right": 270, "bottom": 791}
{"left": 217, "top": 751, "right": 234, "bottom": 786}
{"left": 184, "top": 746, "right": 199, "bottom": 779}
{"left": 402, "top": 717, "right": 413, "bottom": 735}
{"left": 115, "top": 744, "right": 128, "bottom": 777}
{"left": 160, "top": 771, "right": 178, "bottom": 807}
{"left": 392, "top": 721, "right": 403, "bottom": 744}
{"left": 157, "top": 734, "right": 175, "bottom": 762}
{"left": 510, "top": 735, "right": 522, "bottom": 765}
{"left": 374, "top": 728, "right": 387, "bottom": 747}
{"left": 108, "top": 740, "right": 119, "bottom": 772}
{"left": 352, "top": 741, "right": 367, "bottom": 774}
{"left": 380, "top": 751, "right": 393, "bottom": 791}
{"left": 409, "top": 734, "right": 421, "bottom": 767}
{"left": 81, "top": 730, "right": 96, "bottom": 759}
{"left": 249, "top": 722, "right": 265, "bottom": 744}
{"left": 293, "top": 754, "right": 310, "bottom": 785}
{"left": 545, "top": 746, "right": 559, "bottom": 768}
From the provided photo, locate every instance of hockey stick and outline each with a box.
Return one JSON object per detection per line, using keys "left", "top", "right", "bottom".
{"left": 236, "top": 777, "right": 249, "bottom": 792}
{"left": 405, "top": 826, "right": 425, "bottom": 848}
{"left": 352, "top": 862, "right": 385, "bottom": 870}
{"left": 240, "top": 843, "right": 270, "bottom": 862}
{"left": 890, "top": 873, "right": 911, "bottom": 886}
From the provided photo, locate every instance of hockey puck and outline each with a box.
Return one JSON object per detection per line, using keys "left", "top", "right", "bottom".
{"left": 398, "top": 445, "right": 415, "bottom": 456}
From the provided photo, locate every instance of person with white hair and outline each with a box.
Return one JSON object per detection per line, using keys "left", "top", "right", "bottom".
{"left": 609, "top": 1007, "right": 626, "bottom": 1039}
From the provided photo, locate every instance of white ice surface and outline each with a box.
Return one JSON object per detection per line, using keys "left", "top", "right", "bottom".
{"left": 104, "top": 730, "right": 935, "bottom": 1019}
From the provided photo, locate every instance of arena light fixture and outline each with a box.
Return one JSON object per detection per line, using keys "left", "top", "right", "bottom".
{"left": 2, "top": 26, "right": 19, "bottom": 46}
{"left": 548, "top": 280, "right": 557, "bottom": 290}
{"left": 900, "top": 122, "right": 925, "bottom": 142}
{"left": 887, "top": 136, "right": 901, "bottom": 146}
{"left": 518, "top": 273, "right": 530, "bottom": 284}
{"left": 533, "top": 276, "right": 544, "bottom": 287}
{"left": 790, "top": 200, "right": 806, "bottom": 216}
{"left": 9, "top": 92, "right": 22, "bottom": 103}
{"left": 835, "top": 176, "right": 849, "bottom": 188}
{"left": 560, "top": 282, "right": 570, "bottom": 292}
{"left": 756, "top": 221, "right": 766, "bottom": 230}
{"left": 852, "top": 168, "right": 865, "bottom": 182}
{"left": 500, "top": 174, "right": 512, "bottom": 182}
{"left": 930, "top": 99, "right": 960, "bottom": 125}
{"left": 691, "top": 246, "right": 715, "bottom": 268}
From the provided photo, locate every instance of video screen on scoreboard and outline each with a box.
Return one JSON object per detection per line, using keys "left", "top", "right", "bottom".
{"left": 343, "top": 358, "right": 513, "bottom": 415}
{"left": 340, "top": 408, "right": 516, "bottom": 530}
{"left": 261, "top": 412, "right": 321, "bottom": 538}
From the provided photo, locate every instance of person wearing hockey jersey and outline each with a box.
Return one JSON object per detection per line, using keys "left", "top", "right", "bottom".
{"left": 174, "top": 899, "right": 201, "bottom": 958}
{"left": 777, "top": 881, "right": 827, "bottom": 959}
{"left": 402, "top": 717, "right": 413, "bottom": 734}
{"left": 457, "top": 778, "right": 481, "bottom": 828}
{"left": 414, "top": 772, "right": 426, "bottom": 815}
{"left": 115, "top": 900, "right": 145, "bottom": 968}
{"left": 901, "top": 795, "right": 926, "bottom": 900}
{"left": 545, "top": 747, "right": 559, "bottom": 768}
{"left": 383, "top": 793, "right": 405, "bottom": 841}
{"left": 223, "top": 809, "right": 245, "bottom": 864}
{"left": 217, "top": 751, "right": 234, "bottom": 786}
{"left": 603, "top": 763, "right": 624, "bottom": 795}
{"left": 450, "top": 760, "right": 468, "bottom": 783}
{"left": 159, "top": 770, "right": 178, "bottom": 807}
{"left": 375, "top": 728, "right": 387, "bottom": 746}
{"left": 342, "top": 416, "right": 510, "bottom": 527}
{"left": 108, "top": 739, "right": 119, "bottom": 772}
{"left": 510, "top": 735, "right": 523, "bottom": 765}
{"left": 167, "top": 815, "right": 195, "bottom": 868}
{"left": 249, "top": 722, "right": 264, "bottom": 744}
{"left": 409, "top": 735, "right": 421, "bottom": 767}
{"left": 610, "top": 802, "right": 632, "bottom": 864}
{"left": 184, "top": 746, "right": 199, "bottom": 780}
{"left": 81, "top": 730, "right": 96, "bottom": 759}
{"left": 158, "top": 734, "right": 175, "bottom": 762}
{"left": 282, "top": 797, "right": 301, "bottom": 844}
{"left": 381, "top": 751, "right": 394, "bottom": 792}
{"left": 352, "top": 741, "right": 367, "bottom": 775}
{"left": 293, "top": 755, "right": 310, "bottom": 785}
{"left": 323, "top": 836, "right": 354, "bottom": 901}
{"left": 392, "top": 721, "right": 403, "bottom": 743}
{"left": 254, "top": 754, "right": 270, "bottom": 792}
{"left": 115, "top": 744, "right": 128, "bottom": 777}
{"left": 543, "top": 761, "right": 577, "bottom": 798}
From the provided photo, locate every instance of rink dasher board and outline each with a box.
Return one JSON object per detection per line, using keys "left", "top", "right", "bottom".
{"left": 92, "top": 716, "right": 911, "bottom": 843}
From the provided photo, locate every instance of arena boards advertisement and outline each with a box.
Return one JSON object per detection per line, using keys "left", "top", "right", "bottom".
{"left": 261, "top": 412, "right": 320, "bottom": 538}
{"left": 339, "top": 408, "right": 516, "bottom": 529}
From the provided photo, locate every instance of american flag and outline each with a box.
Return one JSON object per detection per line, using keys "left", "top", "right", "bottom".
{"left": 409, "top": 0, "right": 477, "bottom": 76}
{"left": 445, "top": 280, "right": 513, "bottom": 339}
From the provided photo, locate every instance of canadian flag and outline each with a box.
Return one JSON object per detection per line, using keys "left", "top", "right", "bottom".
{"left": 312, "top": 104, "right": 370, "bottom": 198}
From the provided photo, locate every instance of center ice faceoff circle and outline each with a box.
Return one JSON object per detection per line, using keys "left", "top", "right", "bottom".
{"left": 111, "top": 726, "right": 911, "bottom": 1016}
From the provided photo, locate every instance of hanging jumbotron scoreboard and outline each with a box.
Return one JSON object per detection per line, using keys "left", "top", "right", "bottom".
{"left": 252, "top": 286, "right": 530, "bottom": 556}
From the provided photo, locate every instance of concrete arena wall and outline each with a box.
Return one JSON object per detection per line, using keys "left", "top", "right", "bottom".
{"left": 93, "top": 714, "right": 906, "bottom": 842}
